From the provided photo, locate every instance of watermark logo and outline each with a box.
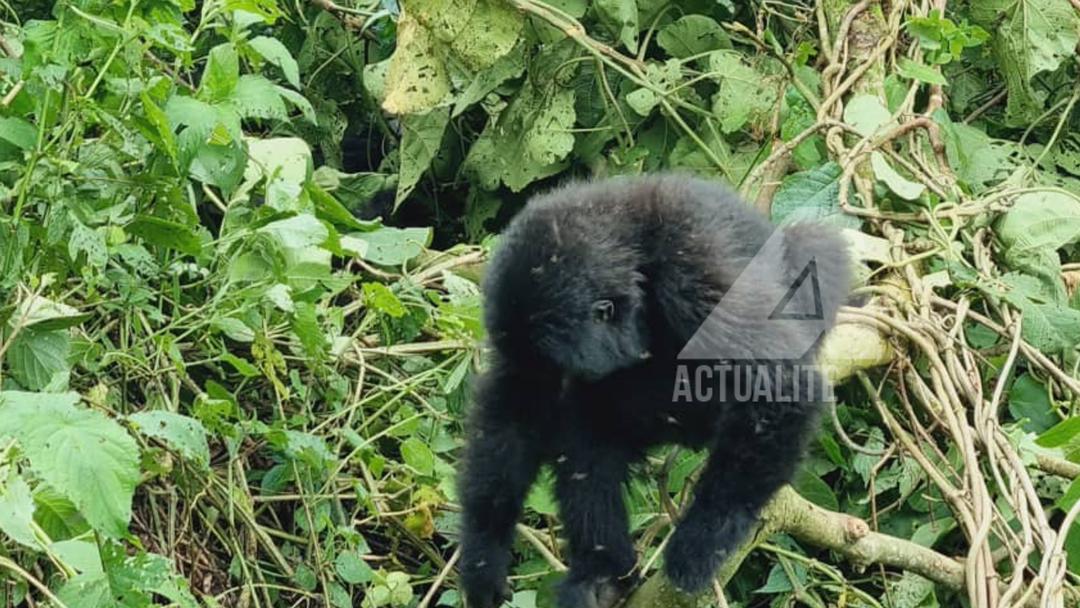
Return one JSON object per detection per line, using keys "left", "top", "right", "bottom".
{"left": 673, "top": 228, "right": 845, "bottom": 403}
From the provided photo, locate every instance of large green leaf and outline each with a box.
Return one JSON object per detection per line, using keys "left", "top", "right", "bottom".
{"left": 771, "top": 162, "right": 860, "bottom": 228}
{"left": 971, "top": 0, "right": 1080, "bottom": 124}
{"left": 463, "top": 67, "right": 577, "bottom": 192}
{"left": 0, "top": 392, "right": 140, "bottom": 539}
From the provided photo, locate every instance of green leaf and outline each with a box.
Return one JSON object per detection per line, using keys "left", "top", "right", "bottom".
{"left": 971, "top": 0, "right": 1080, "bottom": 124}
{"left": 453, "top": 45, "right": 525, "bottom": 116}
{"left": 212, "top": 317, "right": 255, "bottom": 342}
{"left": 6, "top": 327, "right": 70, "bottom": 391}
{"left": 200, "top": 43, "right": 240, "bottom": 101}
{"left": 709, "top": 51, "right": 777, "bottom": 134}
{"left": 243, "top": 137, "right": 312, "bottom": 190}
{"left": 0, "top": 471, "right": 37, "bottom": 548}
{"left": 225, "top": 75, "right": 288, "bottom": 120}
{"left": 69, "top": 222, "right": 108, "bottom": 268}
{"left": 843, "top": 94, "right": 893, "bottom": 137}
{"left": 362, "top": 283, "right": 407, "bottom": 318}
{"left": 0, "top": 116, "right": 37, "bottom": 150}
{"left": 336, "top": 551, "right": 374, "bottom": 584}
{"left": 0, "top": 392, "right": 140, "bottom": 538}
{"left": 448, "top": 0, "right": 524, "bottom": 70}
{"left": 870, "top": 151, "right": 926, "bottom": 200}
{"left": 1008, "top": 373, "right": 1058, "bottom": 433}
{"left": 400, "top": 437, "right": 434, "bottom": 476}
{"left": 594, "top": 0, "right": 639, "bottom": 52}
{"left": 463, "top": 79, "right": 577, "bottom": 191}
{"left": 128, "top": 215, "right": 202, "bottom": 256}
{"left": 129, "top": 411, "right": 211, "bottom": 468}
{"left": 341, "top": 226, "right": 432, "bottom": 266}
{"left": 248, "top": 36, "right": 300, "bottom": 88}
{"left": 656, "top": 15, "right": 730, "bottom": 58}
{"left": 1036, "top": 417, "right": 1080, "bottom": 448}
{"left": 396, "top": 108, "right": 450, "bottom": 207}
{"left": 771, "top": 162, "right": 859, "bottom": 228}
{"left": 11, "top": 294, "right": 89, "bottom": 331}
{"left": 896, "top": 57, "right": 947, "bottom": 85}
{"left": 383, "top": 15, "right": 452, "bottom": 115}
{"left": 888, "top": 572, "right": 936, "bottom": 608}
{"left": 792, "top": 467, "right": 839, "bottom": 510}
{"left": 259, "top": 213, "right": 330, "bottom": 250}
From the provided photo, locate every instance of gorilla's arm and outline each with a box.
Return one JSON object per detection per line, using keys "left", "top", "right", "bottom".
{"left": 458, "top": 364, "right": 547, "bottom": 608}
{"left": 554, "top": 419, "right": 636, "bottom": 607}
{"left": 663, "top": 368, "right": 824, "bottom": 592}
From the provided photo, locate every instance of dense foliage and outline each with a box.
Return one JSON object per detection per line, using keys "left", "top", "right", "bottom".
{"left": 1, "top": 0, "right": 1079, "bottom": 607}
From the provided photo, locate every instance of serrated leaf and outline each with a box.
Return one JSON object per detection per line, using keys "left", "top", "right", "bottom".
{"left": 0, "top": 392, "right": 140, "bottom": 538}
{"left": 69, "top": 222, "right": 107, "bottom": 268}
{"left": 400, "top": 437, "right": 434, "bottom": 476}
{"left": 129, "top": 411, "right": 211, "bottom": 468}
{"left": 6, "top": 327, "right": 70, "bottom": 391}
{"left": 396, "top": 108, "right": 450, "bottom": 207}
{"left": 248, "top": 36, "right": 300, "bottom": 88}
{"left": 383, "top": 15, "right": 451, "bottom": 115}
{"left": 656, "top": 15, "right": 730, "bottom": 58}
{"left": 871, "top": 151, "right": 926, "bottom": 200}
{"left": 771, "top": 162, "right": 860, "bottom": 228}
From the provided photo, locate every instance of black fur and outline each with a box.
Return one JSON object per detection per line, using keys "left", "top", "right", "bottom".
{"left": 457, "top": 175, "right": 852, "bottom": 608}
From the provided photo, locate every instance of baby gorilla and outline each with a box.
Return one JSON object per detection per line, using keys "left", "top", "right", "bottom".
{"left": 458, "top": 175, "right": 851, "bottom": 608}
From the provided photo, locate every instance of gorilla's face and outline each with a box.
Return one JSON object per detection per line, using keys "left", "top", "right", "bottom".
{"left": 483, "top": 205, "right": 652, "bottom": 380}
{"left": 532, "top": 288, "right": 651, "bottom": 380}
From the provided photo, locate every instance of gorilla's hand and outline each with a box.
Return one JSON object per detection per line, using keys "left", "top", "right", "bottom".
{"left": 558, "top": 576, "right": 625, "bottom": 608}
{"left": 460, "top": 557, "right": 512, "bottom": 608}
{"left": 663, "top": 507, "right": 757, "bottom": 593}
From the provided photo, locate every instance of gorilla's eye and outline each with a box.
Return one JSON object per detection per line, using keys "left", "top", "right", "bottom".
{"left": 591, "top": 299, "right": 616, "bottom": 322}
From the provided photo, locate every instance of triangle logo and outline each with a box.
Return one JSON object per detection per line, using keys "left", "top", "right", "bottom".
{"left": 768, "top": 259, "right": 823, "bottom": 321}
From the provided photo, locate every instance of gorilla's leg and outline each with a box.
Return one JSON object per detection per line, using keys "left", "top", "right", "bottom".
{"left": 458, "top": 375, "right": 545, "bottom": 608}
{"left": 555, "top": 433, "right": 636, "bottom": 608}
{"left": 663, "top": 368, "right": 822, "bottom": 593}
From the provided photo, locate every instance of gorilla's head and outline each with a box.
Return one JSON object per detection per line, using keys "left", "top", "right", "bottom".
{"left": 483, "top": 203, "right": 650, "bottom": 380}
